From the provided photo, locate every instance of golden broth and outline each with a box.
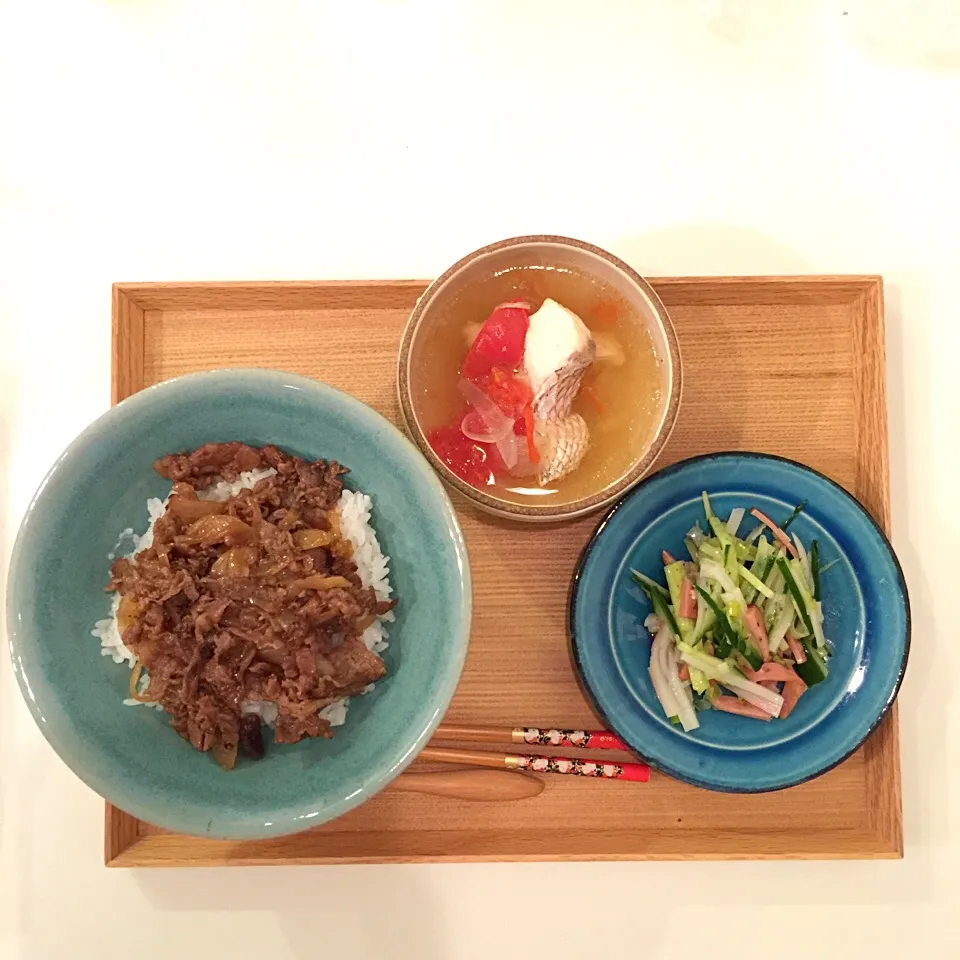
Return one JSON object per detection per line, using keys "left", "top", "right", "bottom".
{"left": 412, "top": 263, "right": 663, "bottom": 505}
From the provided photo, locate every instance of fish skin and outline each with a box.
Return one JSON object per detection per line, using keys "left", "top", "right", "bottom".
{"left": 535, "top": 414, "right": 590, "bottom": 485}
{"left": 531, "top": 348, "right": 595, "bottom": 422}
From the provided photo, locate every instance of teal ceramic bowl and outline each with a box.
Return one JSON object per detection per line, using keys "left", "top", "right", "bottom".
{"left": 7, "top": 369, "right": 471, "bottom": 839}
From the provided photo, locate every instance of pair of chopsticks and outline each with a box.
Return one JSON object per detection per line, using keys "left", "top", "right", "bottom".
{"left": 422, "top": 724, "right": 650, "bottom": 783}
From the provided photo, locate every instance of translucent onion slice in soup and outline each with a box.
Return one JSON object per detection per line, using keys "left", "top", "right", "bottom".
{"left": 458, "top": 379, "right": 514, "bottom": 443}
{"left": 461, "top": 408, "right": 511, "bottom": 444}
{"left": 495, "top": 428, "right": 519, "bottom": 471}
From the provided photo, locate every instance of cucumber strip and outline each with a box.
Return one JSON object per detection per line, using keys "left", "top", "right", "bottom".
{"left": 664, "top": 561, "right": 687, "bottom": 611}
{"left": 788, "top": 557, "right": 826, "bottom": 650}
{"left": 763, "top": 558, "right": 785, "bottom": 591}
{"left": 698, "top": 542, "right": 722, "bottom": 562}
{"left": 723, "top": 543, "right": 740, "bottom": 583}
{"left": 776, "top": 557, "right": 815, "bottom": 637}
{"left": 696, "top": 586, "right": 762, "bottom": 667}
{"left": 699, "top": 559, "right": 747, "bottom": 609}
{"left": 810, "top": 539, "right": 821, "bottom": 601}
{"left": 643, "top": 583, "right": 681, "bottom": 638}
{"left": 676, "top": 640, "right": 734, "bottom": 678}
{"left": 708, "top": 515, "right": 734, "bottom": 547}
{"left": 793, "top": 638, "right": 829, "bottom": 685}
{"left": 685, "top": 536, "right": 700, "bottom": 562}
{"left": 731, "top": 625, "right": 763, "bottom": 670}
{"left": 702, "top": 491, "right": 734, "bottom": 548}
{"left": 780, "top": 499, "right": 808, "bottom": 532}
{"left": 630, "top": 569, "right": 670, "bottom": 598}
{"left": 696, "top": 585, "right": 734, "bottom": 657}
{"left": 691, "top": 588, "right": 716, "bottom": 642}
{"left": 733, "top": 540, "right": 758, "bottom": 561}
{"left": 793, "top": 534, "right": 814, "bottom": 594}
{"left": 738, "top": 563, "right": 774, "bottom": 599}
{"left": 689, "top": 665, "right": 710, "bottom": 695}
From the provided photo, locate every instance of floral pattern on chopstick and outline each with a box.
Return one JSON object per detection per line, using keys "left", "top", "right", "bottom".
{"left": 522, "top": 727, "right": 591, "bottom": 747}
{"left": 514, "top": 755, "right": 624, "bottom": 778}
{"left": 519, "top": 727, "right": 627, "bottom": 750}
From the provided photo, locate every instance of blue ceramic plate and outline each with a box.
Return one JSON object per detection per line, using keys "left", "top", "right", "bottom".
{"left": 7, "top": 369, "right": 471, "bottom": 838}
{"left": 569, "top": 453, "right": 909, "bottom": 792}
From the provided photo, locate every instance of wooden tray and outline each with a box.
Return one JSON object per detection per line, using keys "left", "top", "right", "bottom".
{"left": 106, "top": 276, "right": 901, "bottom": 866}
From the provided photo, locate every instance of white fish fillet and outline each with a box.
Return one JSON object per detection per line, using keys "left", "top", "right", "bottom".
{"left": 525, "top": 299, "right": 596, "bottom": 422}
{"left": 522, "top": 299, "right": 595, "bottom": 484}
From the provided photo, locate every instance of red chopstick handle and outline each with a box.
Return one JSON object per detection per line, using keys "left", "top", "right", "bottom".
{"left": 584, "top": 731, "right": 629, "bottom": 751}
{"left": 508, "top": 753, "right": 650, "bottom": 782}
{"left": 516, "top": 727, "right": 629, "bottom": 751}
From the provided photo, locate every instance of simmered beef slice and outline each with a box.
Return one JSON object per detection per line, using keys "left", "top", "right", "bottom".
{"left": 274, "top": 709, "right": 332, "bottom": 745}
{"left": 154, "top": 442, "right": 264, "bottom": 489}
{"left": 327, "top": 638, "right": 387, "bottom": 695}
{"left": 110, "top": 444, "right": 394, "bottom": 767}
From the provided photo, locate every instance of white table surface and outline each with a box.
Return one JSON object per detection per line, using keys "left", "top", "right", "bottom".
{"left": 1, "top": 2, "right": 957, "bottom": 957}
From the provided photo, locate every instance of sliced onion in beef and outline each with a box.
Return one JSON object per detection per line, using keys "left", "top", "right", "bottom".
{"left": 292, "top": 528, "right": 335, "bottom": 549}
{"left": 287, "top": 574, "right": 352, "bottom": 597}
{"left": 209, "top": 545, "right": 256, "bottom": 579}
{"left": 212, "top": 738, "right": 238, "bottom": 771}
{"left": 496, "top": 300, "right": 531, "bottom": 311}
{"left": 129, "top": 660, "right": 161, "bottom": 703}
{"left": 183, "top": 514, "right": 254, "bottom": 546}
{"left": 168, "top": 495, "right": 226, "bottom": 521}
{"left": 117, "top": 594, "right": 140, "bottom": 635}
{"left": 458, "top": 378, "right": 514, "bottom": 443}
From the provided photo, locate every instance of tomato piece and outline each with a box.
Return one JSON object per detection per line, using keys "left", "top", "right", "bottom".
{"left": 461, "top": 304, "right": 530, "bottom": 382}
{"left": 427, "top": 422, "right": 503, "bottom": 487}
{"left": 481, "top": 369, "right": 533, "bottom": 418}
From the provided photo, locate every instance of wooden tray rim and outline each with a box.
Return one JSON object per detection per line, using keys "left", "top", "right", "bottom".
{"left": 105, "top": 273, "right": 901, "bottom": 866}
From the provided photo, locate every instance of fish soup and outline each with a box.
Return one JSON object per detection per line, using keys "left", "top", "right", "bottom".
{"left": 411, "top": 263, "right": 663, "bottom": 506}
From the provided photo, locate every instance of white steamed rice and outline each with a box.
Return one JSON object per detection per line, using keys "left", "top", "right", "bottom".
{"left": 91, "top": 468, "right": 393, "bottom": 729}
